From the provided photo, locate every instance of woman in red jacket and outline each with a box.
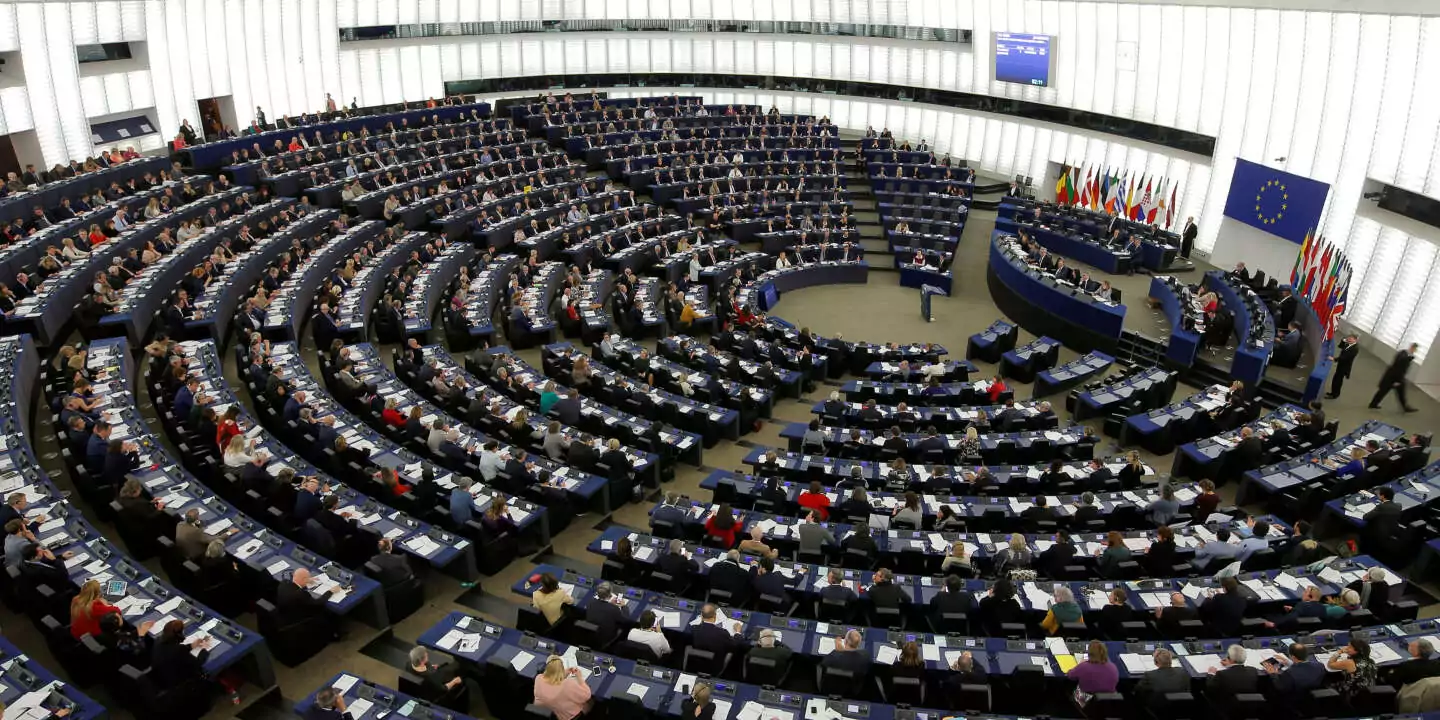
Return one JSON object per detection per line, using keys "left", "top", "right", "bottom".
{"left": 70, "top": 580, "right": 120, "bottom": 639}
{"left": 380, "top": 397, "right": 406, "bottom": 428}
{"left": 796, "top": 480, "right": 831, "bottom": 521}
{"left": 704, "top": 503, "right": 739, "bottom": 548}
{"left": 215, "top": 405, "right": 241, "bottom": 450}
{"left": 986, "top": 375, "right": 1008, "bottom": 403}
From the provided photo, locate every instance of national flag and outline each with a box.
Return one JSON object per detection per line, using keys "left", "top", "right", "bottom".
{"left": 1097, "top": 171, "right": 1111, "bottom": 213}
{"left": 1089, "top": 169, "right": 1102, "bottom": 210}
{"left": 1165, "top": 181, "right": 1178, "bottom": 228}
{"left": 1327, "top": 259, "right": 1352, "bottom": 339}
{"left": 1124, "top": 175, "right": 1138, "bottom": 219}
{"left": 1149, "top": 178, "right": 1167, "bottom": 225}
{"left": 1055, "top": 167, "right": 1070, "bottom": 205}
{"left": 1290, "top": 229, "right": 1312, "bottom": 290}
{"left": 1102, "top": 171, "right": 1116, "bottom": 214}
{"left": 1078, "top": 167, "right": 1092, "bottom": 208}
{"left": 1066, "top": 166, "right": 1079, "bottom": 206}
{"left": 1302, "top": 238, "right": 1328, "bottom": 301}
{"left": 1137, "top": 177, "right": 1154, "bottom": 223}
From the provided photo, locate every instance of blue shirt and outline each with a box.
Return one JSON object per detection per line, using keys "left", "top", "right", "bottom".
{"left": 1336, "top": 459, "right": 1366, "bottom": 478}
{"left": 1237, "top": 536, "right": 1269, "bottom": 562}
{"left": 449, "top": 488, "right": 474, "bottom": 525}
{"left": 1196, "top": 541, "right": 1241, "bottom": 565}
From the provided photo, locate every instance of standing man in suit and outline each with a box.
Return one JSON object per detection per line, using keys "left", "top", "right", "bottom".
{"left": 1327, "top": 334, "right": 1360, "bottom": 399}
{"left": 1370, "top": 342, "right": 1418, "bottom": 412}
{"left": 1181, "top": 217, "right": 1198, "bottom": 259}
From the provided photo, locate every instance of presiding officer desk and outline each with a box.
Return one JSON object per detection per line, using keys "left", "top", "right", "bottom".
{"left": 987, "top": 231, "right": 1126, "bottom": 352}
{"left": 996, "top": 198, "right": 1178, "bottom": 271}
{"left": 187, "top": 102, "right": 493, "bottom": 170}
{"left": 180, "top": 339, "right": 481, "bottom": 582}
{"left": 187, "top": 208, "right": 338, "bottom": 342}
{"left": 2, "top": 334, "right": 273, "bottom": 689}
{"left": 262, "top": 219, "right": 387, "bottom": 341}
{"left": 83, "top": 338, "right": 386, "bottom": 626}
{"left": 341, "top": 343, "right": 613, "bottom": 517}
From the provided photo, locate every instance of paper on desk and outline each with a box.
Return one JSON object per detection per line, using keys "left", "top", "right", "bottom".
{"left": 437, "top": 629, "right": 464, "bottom": 650}
{"left": 156, "top": 595, "right": 184, "bottom": 615}
{"left": 1181, "top": 654, "right": 1224, "bottom": 674}
{"left": 510, "top": 650, "right": 536, "bottom": 673}
{"left": 346, "top": 697, "right": 374, "bottom": 720}
{"left": 332, "top": 674, "right": 360, "bottom": 695}
{"left": 875, "top": 645, "right": 899, "bottom": 665}
{"left": 1121, "top": 653, "right": 1159, "bottom": 674}
{"left": 149, "top": 616, "right": 177, "bottom": 634}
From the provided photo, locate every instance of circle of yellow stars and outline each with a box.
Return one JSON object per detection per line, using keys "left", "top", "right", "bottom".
{"left": 1255, "top": 179, "right": 1289, "bottom": 225}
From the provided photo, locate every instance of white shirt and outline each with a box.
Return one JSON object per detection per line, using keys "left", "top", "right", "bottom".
{"left": 478, "top": 450, "right": 501, "bottom": 481}
{"left": 626, "top": 627, "right": 672, "bottom": 658}
{"left": 776, "top": 256, "right": 793, "bottom": 269}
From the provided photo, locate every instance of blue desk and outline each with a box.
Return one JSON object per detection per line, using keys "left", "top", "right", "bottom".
{"left": 1147, "top": 275, "right": 1204, "bottom": 366}
{"left": 403, "top": 243, "right": 478, "bottom": 336}
{"left": 1238, "top": 422, "right": 1410, "bottom": 506}
{"left": 1, "top": 335, "right": 272, "bottom": 688}
{"left": 188, "top": 208, "right": 337, "bottom": 341}
{"left": 1123, "top": 385, "right": 1281, "bottom": 455}
{"left": 1319, "top": 459, "right": 1440, "bottom": 537}
{"left": 262, "top": 220, "right": 386, "bottom": 341}
{"left": 1171, "top": 405, "right": 1310, "bottom": 481}
{"left": 186, "top": 102, "right": 492, "bottom": 169}
{"left": 0, "top": 636, "right": 108, "bottom": 720}
{"left": 966, "top": 319, "right": 1018, "bottom": 364}
{"left": 1000, "top": 336, "right": 1060, "bottom": 384}
{"left": 184, "top": 340, "right": 480, "bottom": 581}
{"left": 85, "top": 338, "right": 385, "bottom": 624}
{"left": 1035, "top": 351, "right": 1114, "bottom": 398}
{"left": 994, "top": 215, "right": 1124, "bottom": 274}
{"left": 461, "top": 255, "right": 522, "bottom": 340}
{"left": 0, "top": 156, "right": 167, "bottom": 226}
{"left": 543, "top": 342, "right": 741, "bottom": 443}
{"left": 1295, "top": 298, "right": 1334, "bottom": 404}
{"left": 997, "top": 199, "right": 1178, "bottom": 271}
{"left": 1207, "top": 271, "right": 1274, "bottom": 386}
{"left": 744, "top": 262, "right": 868, "bottom": 312}
{"left": 334, "top": 230, "right": 434, "bottom": 340}
{"left": 345, "top": 343, "right": 610, "bottom": 517}
{"left": 899, "top": 264, "right": 952, "bottom": 294}
{"left": 606, "top": 337, "right": 775, "bottom": 418}
{"left": 987, "top": 231, "right": 1125, "bottom": 348}
{"left": 774, "top": 423, "right": 1089, "bottom": 463}
{"left": 862, "top": 359, "right": 975, "bottom": 384}
{"left": 1073, "top": 367, "right": 1175, "bottom": 422}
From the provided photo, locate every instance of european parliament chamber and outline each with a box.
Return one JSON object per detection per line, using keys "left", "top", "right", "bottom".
{"left": 0, "top": 2, "right": 1439, "bottom": 720}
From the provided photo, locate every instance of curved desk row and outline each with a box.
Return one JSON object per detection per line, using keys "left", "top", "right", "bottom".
{"left": 744, "top": 262, "right": 868, "bottom": 312}
{"left": 1147, "top": 275, "right": 1204, "bottom": 367}
{"left": 986, "top": 231, "right": 1126, "bottom": 352}
{"left": 262, "top": 220, "right": 386, "bottom": 341}
{"left": 188, "top": 102, "right": 492, "bottom": 169}
{"left": 403, "top": 243, "right": 478, "bottom": 337}
{"left": 1206, "top": 270, "right": 1274, "bottom": 386}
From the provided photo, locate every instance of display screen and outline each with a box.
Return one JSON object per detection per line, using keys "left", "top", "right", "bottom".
{"left": 994, "top": 32, "right": 1054, "bottom": 87}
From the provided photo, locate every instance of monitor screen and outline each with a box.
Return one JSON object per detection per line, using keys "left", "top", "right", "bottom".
{"left": 993, "top": 32, "right": 1055, "bottom": 87}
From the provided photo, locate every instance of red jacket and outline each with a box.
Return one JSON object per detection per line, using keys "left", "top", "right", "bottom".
{"left": 381, "top": 408, "right": 406, "bottom": 428}
{"left": 704, "top": 516, "right": 738, "bottom": 548}
{"left": 797, "top": 492, "right": 831, "bottom": 521}
{"left": 216, "top": 420, "right": 241, "bottom": 450}
{"left": 71, "top": 600, "right": 120, "bottom": 639}
{"left": 987, "top": 380, "right": 1008, "bottom": 403}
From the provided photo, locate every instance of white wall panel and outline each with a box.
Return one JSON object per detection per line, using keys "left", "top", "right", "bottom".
{"left": 1403, "top": 18, "right": 1440, "bottom": 197}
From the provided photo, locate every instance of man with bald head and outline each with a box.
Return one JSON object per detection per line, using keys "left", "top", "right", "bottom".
{"left": 820, "top": 628, "right": 871, "bottom": 680}
{"left": 277, "top": 567, "right": 346, "bottom": 640}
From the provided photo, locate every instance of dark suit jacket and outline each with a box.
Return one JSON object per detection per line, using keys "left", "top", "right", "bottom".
{"left": 708, "top": 561, "right": 752, "bottom": 603}
{"left": 692, "top": 621, "right": 743, "bottom": 657}
{"left": 867, "top": 580, "right": 911, "bottom": 608}
{"left": 276, "top": 580, "right": 326, "bottom": 621}
{"left": 753, "top": 571, "right": 790, "bottom": 603}
{"left": 1136, "top": 666, "right": 1191, "bottom": 706}
{"left": 1206, "top": 665, "right": 1259, "bottom": 702}
{"left": 585, "top": 599, "right": 627, "bottom": 645}
{"left": 656, "top": 552, "right": 698, "bottom": 579}
{"left": 1272, "top": 660, "right": 1326, "bottom": 701}
{"left": 822, "top": 647, "right": 872, "bottom": 678}
{"left": 368, "top": 552, "right": 413, "bottom": 586}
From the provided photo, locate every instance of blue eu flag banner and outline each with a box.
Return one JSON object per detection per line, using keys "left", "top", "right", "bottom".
{"left": 1222, "top": 158, "right": 1330, "bottom": 244}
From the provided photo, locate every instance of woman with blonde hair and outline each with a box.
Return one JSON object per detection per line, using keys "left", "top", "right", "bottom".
{"left": 941, "top": 541, "right": 972, "bottom": 574}
{"left": 681, "top": 681, "right": 715, "bottom": 719}
{"left": 955, "top": 425, "right": 980, "bottom": 458}
{"left": 533, "top": 655, "right": 593, "bottom": 720}
{"left": 70, "top": 579, "right": 120, "bottom": 639}
{"left": 222, "top": 435, "right": 258, "bottom": 467}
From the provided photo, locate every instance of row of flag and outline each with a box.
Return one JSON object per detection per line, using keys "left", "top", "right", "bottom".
{"left": 1290, "top": 230, "right": 1351, "bottom": 342}
{"left": 1054, "top": 166, "right": 1180, "bottom": 229}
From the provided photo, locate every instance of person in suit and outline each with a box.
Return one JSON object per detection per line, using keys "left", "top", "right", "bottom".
{"left": 818, "top": 567, "right": 858, "bottom": 606}
{"left": 1266, "top": 643, "right": 1327, "bottom": 703}
{"left": 408, "top": 646, "right": 464, "bottom": 702}
{"left": 304, "top": 688, "right": 350, "bottom": 720}
{"left": 1072, "top": 493, "right": 1102, "bottom": 526}
{"left": 691, "top": 603, "right": 746, "bottom": 660}
{"left": 585, "top": 581, "right": 628, "bottom": 646}
{"left": 751, "top": 557, "right": 791, "bottom": 607}
{"left": 747, "top": 628, "right": 794, "bottom": 675}
{"left": 1153, "top": 591, "right": 1200, "bottom": 636}
{"left": 1371, "top": 342, "right": 1419, "bottom": 412}
{"left": 708, "top": 550, "right": 752, "bottom": 604}
{"left": 1201, "top": 577, "right": 1250, "bottom": 636}
{"left": 1180, "top": 217, "right": 1197, "bottom": 258}
{"left": 1274, "top": 286, "right": 1298, "bottom": 328}
{"left": 1327, "top": 334, "right": 1360, "bottom": 399}
{"left": 449, "top": 476, "right": 475, "bottom": 526}
{"left": 867, "top": 568, "right": 911, "bottom": 608}
{"left": 1389, "top": 638, "right": 1440, "bottom": 689}
{"left": 1020, "top": 495, "right": 1055, "bottom": 524}
{"left": 820, "top": 629, "right": 871, "bottom": 681}
{"left": 368, "top": 538, "right": 414, "bottom": 587}
{"left": 18, "top": 543, "right": 73, "bottom": 592}
{"left": 656, "top": 538, "right": 698, "bottom": 579}
{"left": 150, "top": 619, "right": 212, "bottom": 686}
{"left": 1135, "top": 648, "right": 1192, "bottom": 709}
{"left": 929, "top": 573, "right": 976, "bottom": 624}
{"left": 276, "top": 567, "right": 344, "bottom": 639}
{"left": 1194, "top": 527, "right": 1242, "bottom": 571}
{"left": 1206, "top": 644, "right": 1260, "bottom": 707}
{"left": 1274, "top": 322, "right": 1304, "bottom": 367}
{"left": 174, "top": 508, "right": 225, "bottom": 561}
{"left": 797, "top": 511, "right": 836, "bottom": 556}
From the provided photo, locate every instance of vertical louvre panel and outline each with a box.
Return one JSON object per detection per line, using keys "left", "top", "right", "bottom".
{"left": 1369, "top": 16, "right": 1419, "bottom": 185}
{"left": 1403, "top": 18, "right": 1440, "bottom": 196}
